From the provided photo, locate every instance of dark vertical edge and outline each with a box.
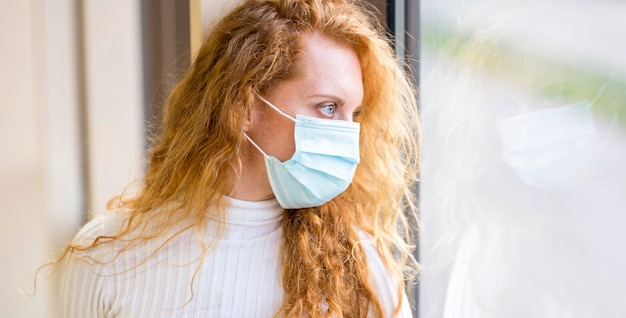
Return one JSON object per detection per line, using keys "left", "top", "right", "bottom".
{"left": 405, "top": 0, "right": 420, "bottom": 88}
{"left": 404, "top": 0, "right": 421, "bottom": 317}
{"left": 140, "top": 0, "right": 191, "bottom": 148}
{"left": 74, "top": 0, "right": 90, "bottom": 221}
{"left": 175, "top": 0, "right": 191, "bottom": 72}
{"left": 140, "top": 0, "right": 161, "bottom": 149}
{"left": 386, "top": 0, "right": 396, "bottom": 48}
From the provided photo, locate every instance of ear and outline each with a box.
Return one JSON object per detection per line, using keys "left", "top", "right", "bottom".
{"left": 243, "top": 104, "right": 256, "bottom": 132}
{"left": 243, "top": 113, "right": 252, "bottom": 132}
{"left": 243, "top": 93, "right": 259, "bottom": 133}
{"left": 243, "top": 95, "right": 263, "bottom": 132}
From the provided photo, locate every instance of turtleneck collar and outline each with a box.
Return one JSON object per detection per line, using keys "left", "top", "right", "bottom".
{"left": 218, "top": 196, "right": 284, "bottom": 242}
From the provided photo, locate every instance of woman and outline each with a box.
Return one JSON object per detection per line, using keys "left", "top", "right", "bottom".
{"left": 57, "top": 0, "right": 420, "bottom": 316}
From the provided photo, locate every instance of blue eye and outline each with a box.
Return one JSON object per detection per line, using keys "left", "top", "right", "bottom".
{"left": 320, "top": 104, "right": 337, "bottom": 117}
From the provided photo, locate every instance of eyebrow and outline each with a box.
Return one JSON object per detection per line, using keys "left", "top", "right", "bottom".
{"left": 306, "top": 94, "right": 346, "bottom": 105}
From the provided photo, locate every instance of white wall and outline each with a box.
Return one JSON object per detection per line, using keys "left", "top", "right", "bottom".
{"left": 200, "top": 0, "right": 241, "bottom": 34}
{"left": 0, "top": 1, "right": 54, "bottom": 316}
{"left": 0, "top": 0, "right": 144, "bottom": 316}
{"left": 81, "top": 0, "right": 145, "bottom": 214}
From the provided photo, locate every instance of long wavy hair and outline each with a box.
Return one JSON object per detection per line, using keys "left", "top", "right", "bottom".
{"left": 53, "top": 0, "right": 420, "bottom": 317}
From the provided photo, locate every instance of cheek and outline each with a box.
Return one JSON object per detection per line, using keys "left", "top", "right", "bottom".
{"left": 249, "top": 114, "right": 296, "bottom": 162}
{"left": 274, "top": 128, "right": 296, "bottom": 162}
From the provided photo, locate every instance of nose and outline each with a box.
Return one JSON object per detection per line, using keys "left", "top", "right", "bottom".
{"left": 336, "top": 111, "right": 354, "bottom": 122}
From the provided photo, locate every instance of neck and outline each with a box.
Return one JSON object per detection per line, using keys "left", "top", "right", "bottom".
{"left": 230, "top": 142, "right": 275, "bottom": 202}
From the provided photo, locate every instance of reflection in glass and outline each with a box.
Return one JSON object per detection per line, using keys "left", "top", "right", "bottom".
{"left": 419, "top": 1, "right": 626, "bottom": 317}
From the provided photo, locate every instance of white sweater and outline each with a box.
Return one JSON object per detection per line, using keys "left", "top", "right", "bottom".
{"left": 58, "top": 197, "right": 412, "bottom": 317}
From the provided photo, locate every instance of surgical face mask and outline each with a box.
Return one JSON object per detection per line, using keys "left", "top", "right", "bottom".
{"left": 496, "top": 100, "right": 598, "bottom": 190}
{"left": 244, "top": 95, "right": 360, "bottom": 209}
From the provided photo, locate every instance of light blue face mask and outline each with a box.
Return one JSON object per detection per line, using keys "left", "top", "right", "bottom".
{"left": 244, "top": 95, "right": 360, "bottom": 209}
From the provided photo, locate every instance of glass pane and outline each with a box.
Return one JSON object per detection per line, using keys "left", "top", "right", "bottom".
{"left": 419, "top": 1, "right": 626, "bottom": 317}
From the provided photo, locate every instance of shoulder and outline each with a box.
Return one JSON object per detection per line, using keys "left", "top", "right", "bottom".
{"left": 356, "top": 229, "right": 397, "bottom": 283}
{"left": 356, "top": 229, "right": 414, "bottom": 317}
{"left": 58, "top": 210, "right": 129, "bottom": 317}
{"left": 70, "top": 209, "right": 128, "bottom": 247}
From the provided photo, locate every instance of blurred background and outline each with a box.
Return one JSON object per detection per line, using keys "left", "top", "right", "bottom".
{"left": 1, "top": 0, "right": 624, "bottom": 317}
{"left": 419, "top": 0, "right": 626, "bottom": 317}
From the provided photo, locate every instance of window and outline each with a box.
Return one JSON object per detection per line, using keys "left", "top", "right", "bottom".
{"left": 419, "top": 1, "right": 626, "bottom": 317}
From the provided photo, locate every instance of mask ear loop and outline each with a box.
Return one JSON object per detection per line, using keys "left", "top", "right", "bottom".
{"left": 244, "top": 134, "right": 269, "bottom": 157}
{"left": 255, "top": 94, "right": 297, "bottom": 123}
{"left": 245, "top": 94, "right": 297, "bottom": 157}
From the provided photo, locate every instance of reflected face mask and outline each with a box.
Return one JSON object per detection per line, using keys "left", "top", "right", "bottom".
{"left": 245, "top": 95, "right": 360, "bottom": 209}
{"left": 496, "top": 100, "right": 598, "bottom": 190}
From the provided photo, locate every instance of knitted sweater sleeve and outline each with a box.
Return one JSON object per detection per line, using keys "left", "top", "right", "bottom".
{"left": 359, "top": 231, "right": 414, "bottom": 318}
{"left": 57, "top": 213, "right": 115, "bottom": 318}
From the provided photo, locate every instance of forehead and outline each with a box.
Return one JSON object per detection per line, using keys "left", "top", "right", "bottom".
{"left": 290, "top": 32, "right": 364, "bottom": 100}
{"left": 294, "top": 32, "right": 360, "bottom": 76}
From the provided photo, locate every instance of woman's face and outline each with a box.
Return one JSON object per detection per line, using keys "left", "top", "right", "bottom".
{"left": 246, "top": 31, "right": 364, "bottom": 162}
